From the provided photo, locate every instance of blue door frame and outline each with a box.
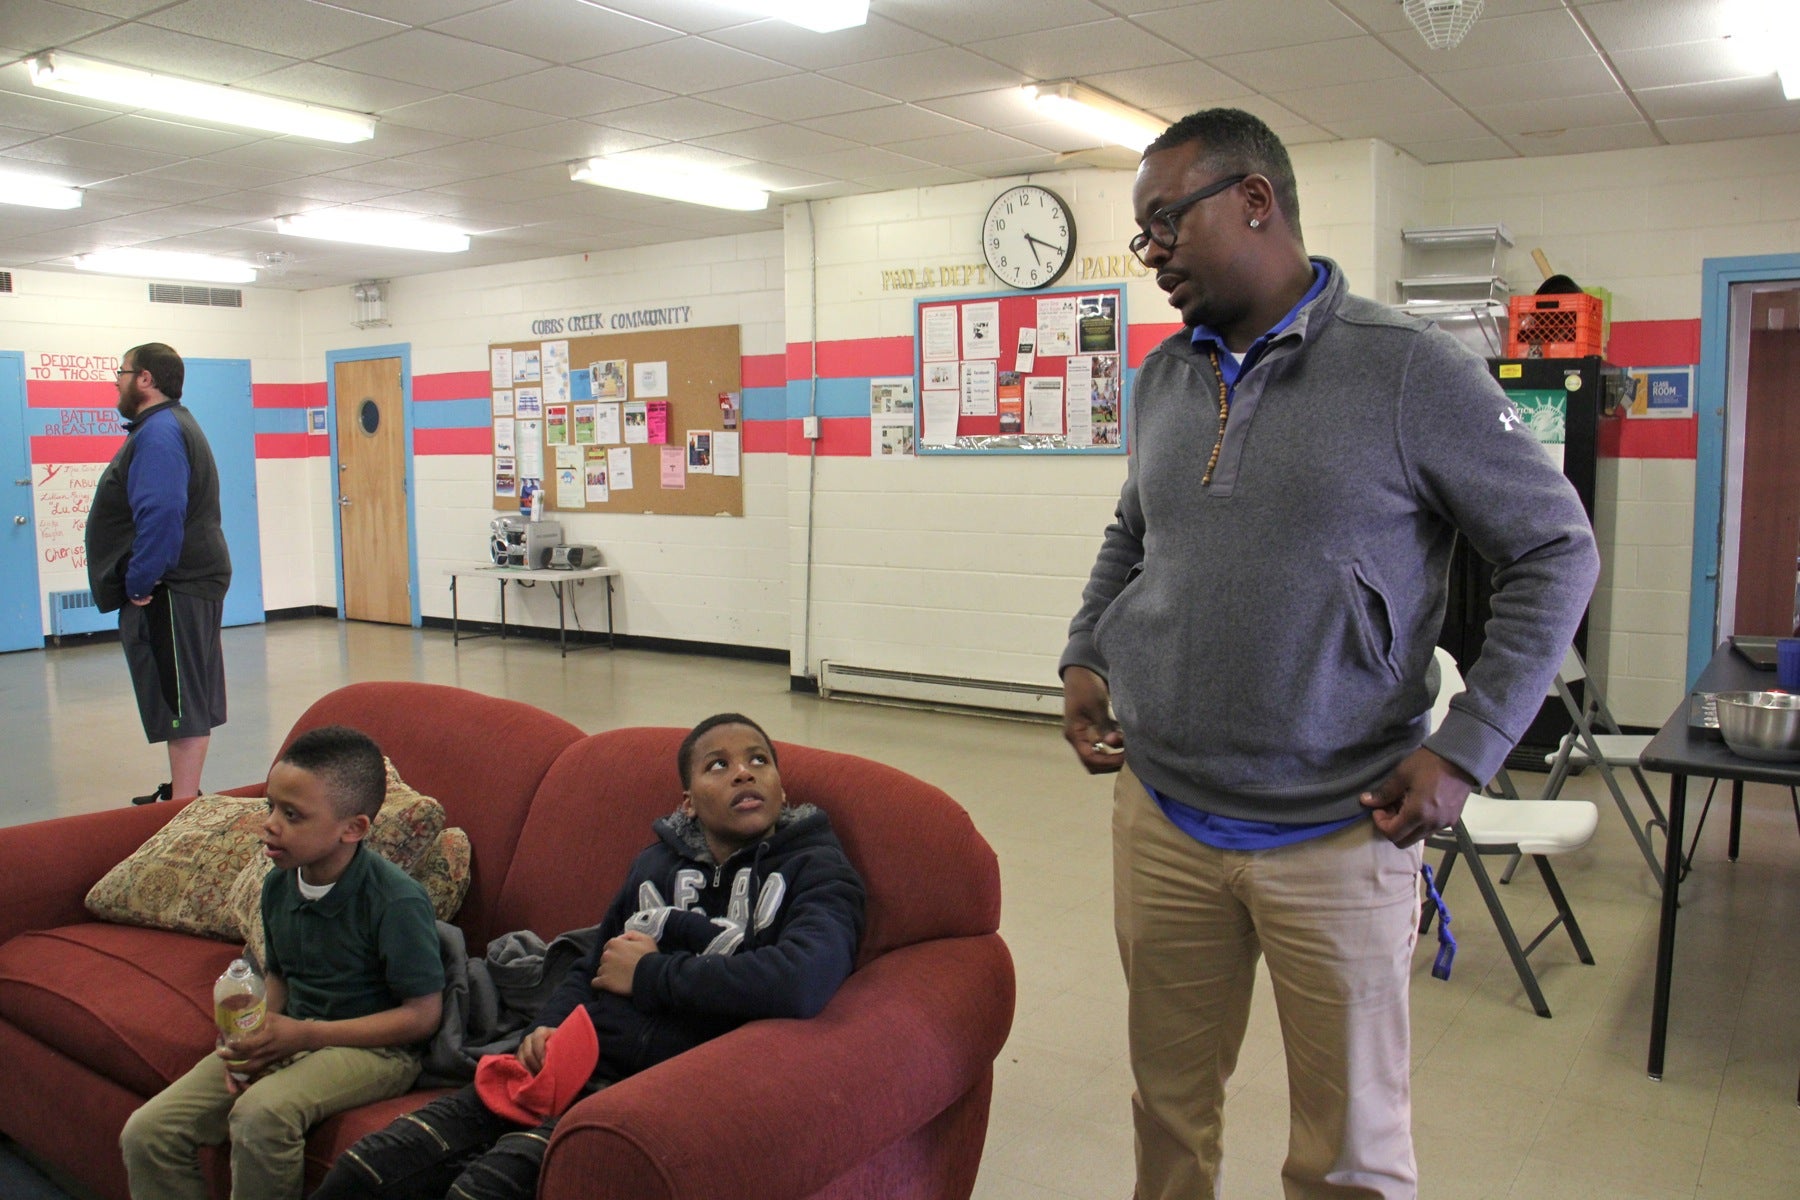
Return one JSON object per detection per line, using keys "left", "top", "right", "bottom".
{"left": 0, "top": 352, "right": 43, "bottom": 652}
{"left": 325, "top": 344, "right": 419, "bottom": 626}
{"left": 184, "top": 358, "right": 264, "bottom": 627}
{"left": 1689, "top": 253, "right": 1800, "bottom": 685}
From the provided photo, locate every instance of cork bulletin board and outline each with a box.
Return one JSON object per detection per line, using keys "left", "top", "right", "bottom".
{"left": 488, "top": 324, "right": 743, "bottom": 517}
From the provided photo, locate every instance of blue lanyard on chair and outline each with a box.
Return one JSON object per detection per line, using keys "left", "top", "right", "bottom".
{"left": 1421, "top": 863, "right": 1456, "bottom": 980}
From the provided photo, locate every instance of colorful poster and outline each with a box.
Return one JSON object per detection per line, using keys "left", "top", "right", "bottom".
{"left": 647, "top": 400, "right": 669, "bottom": 444}
{"left": 591, "top": 359, "right": 627, "bottom": 399}
{"left": 686, "top": 430, "right": 713, "bottom": 474}
{"left": 545, "top": 404, "right": 569, "bottom": 445}
{"left": 870, "top": 377, "right": 914, "bottom": 416}
{"left": 494, "top": 457, "right": 516, "bottom": 497}
{"left": 607, "top": 445, "right": 634, "bottom": 491}
{"left": 634, "top": 361, "right": 668, "bottom": 398}
{"left": 1078, "top": 294, "right": 1118, "bottom": 354}
{"left": 872, "top": 419, "right": 915, "bottom": 458}
{"left": 997, "top": 371, "right": 1024, "bottom": 434}
{"left": 623, "top": 401, "right": 648, "bottom": 444}
{"left": 923, "top": 360, "right": 957, "bottom": 391}
{"left": 719, "top": 391, "right": 740, "bottom": 429}
{"left": 572, "top": 403, "right": 596, "bottom": 445}
{"left": 660, "top": 445, "right": 685, "bottom": 488}
{"left": 713, "top": 430, "right": 740, "bottom": 477}
{"left": 515, "top": 387, "right": 542, "bottom": 417}
{"left": 1091, "top": 355, "right": 1121, "bottom": 447}
{"left": 1037, "top": 296, "right": 1077, "bottom": 357}
{"left": 584, "top": 448, "right": 609, "bottom": 504}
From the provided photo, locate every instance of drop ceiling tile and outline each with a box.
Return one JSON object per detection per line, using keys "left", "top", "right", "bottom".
{"left": 562, "top": 0, "right": 757, "bottom": 35}
{"left": 780, "top": 144, "right": 938, "bottom": 180}
{"left": 1208, "top": 36, "right": 1415, "bottom": 93}
{"left": 467, "top": 67, "right": 670, "bottom": 117}
{"left": 689, "top": 123, "right": 855, "bottom": 166}
{"left": 602, "top": 96, "right": 772, "bottom": 140}
{"left": 320, "top": 156, "right": 476, "bottom": 189}
{"left": 1201, "top": 94, "right": 1313, "bottom": 136}
{"left": 496, "top": 119, "right": 660, "bottom": 160}
{"left": 132, "top": 157, "right": 295, "bottom": 190}
{"left": 702, "top": 15, "right": 943, "bottom": 70}
{"left": 874, "top": 0, "right": 1114, "bottom": 43}
{"left": 1481, "top": 90, "right": 1642, "bottom": 136}
{"left": 429, "top": 0, "right": 678, "bottom": 64}
{"left": 6, "top": 133, "right": 180, "bottom": 175}
{"left": 968, "top": 19, "right": 1188, "bottom": 79}
{"left": 1509, "top": 122, "right": 1662, "bottom": 156}
{"left": 1636, "top": 75, "right": 1792, "bottom": 122}
{"left": 605, "top": 142, "right": 754, "bottom": 173}
{"left": 1400, "top": 134, "right": 1519, "bottom": 164}
{"left": 381, "top": 94, "right": 557, "bottom": 138}
{"left": 1433, "top": 56, "right": 1621, "bottom": 107}
{"left": 187, "top": 189, "right": 296, "bottom": 221}
{"left": 797, "top": 104, "right": 976, "bottom": 143}
{"left": 1577, "top": 0, "right": 1737, "bottom": 52}
{"left": 322, "top": 29, "right": 546, "bottom": 91}
{"left": 1275, "top": 75, "right": 1451, "bottom": 126}
{"left": 1128, "top": 0, "right": 1364, "bottom": 58}
{"left": 64, "top": 24, "right": 299, "bottom": 83}
{"left": 821, "top": 47, "right": 1026, "bottom": 103}
{"left": 358, "top": 124, "right": 464, "bottom": 156}
{"left": 393, "top": 138, "right": 560, "bottom": 176}
{"left": 3, "top": 0, "right": 117, "bottom": 50}
{"left": 699, "top": 73, "right": 892, "bottom": 122}
{"left": 314, "top": 0, "right": 498, "bottom": 22}
{"left": 577, "top": 37, "right": 793, "bottom": 92}
{"left": 986, "top": 119, "right": 1115, "bottom": 154}
{"left": 884, "top": 128, "right": 1048, "bottom": 168}
{"left": 1083, "top": 61, "right": 1254, "bottom": 113}
{"left": 143, "top": 0, "right": 403, "bottom": 59}
{"left": 63, "top": 114, "right": 264, "bottom": 156}
{"left": 1376, "top": 8, "right": 1592, "bottom": 70}
{"left": 0, "top": 127, "right": 49, "bottom": 151}
{"left": 72, "top": 172, "right": 225, "bottom": 201}
{"left": 354, "top": 190, "right": 489, "bottom": 219}
{"left": 248, "top": 62, "right": 439, "bottom": 113}
{"left": 914, "top": 87, "right": 1044, "bottom": 129}
{"left": 52, "top": 0, "right": 174, "bottom": 17}
{"left": 1325, "top": 108, "right": 1492, "bottom": 143}
{"left": 1659, "top": 105, "right": 1800, "bottom": 144}
{"left": 1611, "top": 40, "right": 1770, "bottom": 91}
{"left": 1307, "top": 0, "right": 1418, "bottom": 32}
{"left": 738, "top": 163, "right": 833, "bottom": 191}
{"left": 847, "top": 165, "right": 981, "bottom": 191}
{"left": 434, "top": 166, "right": 580, "bottom": 203}
{"left": 256, "top": 175, "right": 404, "bottom": 203}
{"left": 0, "top": 230, "right": 119, "bottom": 259}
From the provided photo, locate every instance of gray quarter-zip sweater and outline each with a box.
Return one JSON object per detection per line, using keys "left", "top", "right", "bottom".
{"left": 1060, "top": 259, "right": 1599, "bottom": 824}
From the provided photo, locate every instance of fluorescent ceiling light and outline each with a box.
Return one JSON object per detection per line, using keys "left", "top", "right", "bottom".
{"left": 73, "top": 249, "right": 256, "bottom": 284}
{"left": 26, "top": 52, "right": 375, "bottom": 144}
{"left": 734, "top": 1, "right": 869, "bottom": 32}
{"left": 1725, "top": 1, "right": 1800, "bottom": 96}
{"left": 0, "top": 169, "right": 82, "bottom": 210}
{"left": 1024, "top": 81, "right": 1164, "bottom": 151}
{"left": 569, "top": 158, "right": 769, "bottom": 212}
{"left": 276, "top": 212, "right": 471, "bottom": 253}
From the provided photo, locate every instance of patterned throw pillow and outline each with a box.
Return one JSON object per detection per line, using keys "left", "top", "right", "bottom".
{"left": 83, "top": 794, "right": 268, "bottom": 939}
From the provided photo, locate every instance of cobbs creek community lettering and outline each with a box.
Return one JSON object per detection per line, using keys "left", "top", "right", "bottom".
{"left": 531, "top": 306, "right": 693, "bottom": 336}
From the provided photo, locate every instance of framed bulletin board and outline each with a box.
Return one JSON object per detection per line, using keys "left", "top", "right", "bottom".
{"left": 488, "top": 324, "right": 743, "bottom": 517}
{"left": 914, "top": 284, "right": 1127, "bottom": 455}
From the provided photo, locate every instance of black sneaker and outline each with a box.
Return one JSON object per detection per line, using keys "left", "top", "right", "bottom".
{"left": 131, "top": 782, "right": 172, "bottom": 806}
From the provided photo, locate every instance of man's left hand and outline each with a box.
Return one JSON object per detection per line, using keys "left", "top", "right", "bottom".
{"left": 216, "top": 1011, "right": 312, "bottom": 1078}
{"left": 129, "top": 595, "right": 152, "bottom": 607}
{"left": 1360, "top": 747, "right": 1477, "bottom": 847}
{"left": 593, "top": 931, "right": 657, "bottom": 996}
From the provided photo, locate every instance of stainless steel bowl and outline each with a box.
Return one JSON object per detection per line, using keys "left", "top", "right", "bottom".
{"left": 1714, "top": 690, "right": 1800, "bottom": 761}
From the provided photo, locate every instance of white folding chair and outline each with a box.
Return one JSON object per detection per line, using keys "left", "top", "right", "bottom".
{"left": 1536, "top": 647, "right": 1668, "bottom": 889}
{"left": 1420, "top": 648, "right": 1599, "bottom": 1017}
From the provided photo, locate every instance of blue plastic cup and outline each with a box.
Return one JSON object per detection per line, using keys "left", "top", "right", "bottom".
{"left": 1779, "top": 638, "right": 1800, "bottom": 690}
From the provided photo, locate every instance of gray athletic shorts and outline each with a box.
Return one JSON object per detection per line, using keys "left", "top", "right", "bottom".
{"left": 119, "top": 589, "right": 228, "bottom": 742}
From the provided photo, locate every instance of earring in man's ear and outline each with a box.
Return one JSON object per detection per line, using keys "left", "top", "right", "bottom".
{"left": 1249, "top": 218, "right": 1261, "bottom": 229}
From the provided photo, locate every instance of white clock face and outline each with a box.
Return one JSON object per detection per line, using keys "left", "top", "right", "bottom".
{"left": 983, "top": 185, "right": 1075, "bottom": 291}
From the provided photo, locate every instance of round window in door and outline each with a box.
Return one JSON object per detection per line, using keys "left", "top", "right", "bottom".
{"left": 357, "top": 397, "right": 380, "bottom": 436}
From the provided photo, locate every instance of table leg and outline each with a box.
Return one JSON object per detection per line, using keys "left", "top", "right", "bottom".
{"left": 451, "top": 575, "right": 460, "bottom": 645}
{"left": 499, "top": 580, "right": 507, "bottom": 639}
{"left": 555, "top": 581, "right": 567, "bottom": 657}
{"left": 1649, "top": 771, "right": 1687, "bottom": 1081}
{"left": 606, "top": 578, "right": 615, "bottom": 649}
{"left": 1727, "top": 780, "right": 1744, "bottom": 862}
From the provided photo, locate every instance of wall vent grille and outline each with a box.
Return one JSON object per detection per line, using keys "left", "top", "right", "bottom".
{"left": 148, "top": 283, "right": 242, "bottom": 308}
{"left": 48, "top": 589, "right": 119, "bottom": 639}
{"left": 0, "top": 270, "right": 13, "bottom": 293}
{"left": 817, "top": 661, "right": 1061, "bottom": 719}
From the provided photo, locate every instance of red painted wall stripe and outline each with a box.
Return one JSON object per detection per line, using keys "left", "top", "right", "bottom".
{"left": 1128, "top": 322, "right": 1183, "bottom": 367}
{"left": 1599, "top": 415, "right": 1698, "bottom": 459}
{"left": 414, "top": 371, "right": 489, "bottom": 402}
{"left": 253, "top": 382, "right": 324, "bottom": 408}
{"left": 782, "top": 416, "right": 867, "bottom": 456}
{"left": 741, "top": 353, "right": 785, "bottom": 388}
{"left": 30, "top": 434, "right": 121, "bottom": 463}
{"left": 414, "top": 427, "right": 490, "bottom": 455}
{"left": 254, "top": 433, "right": 321, "bottom": 459}
{"left": 1606, "top": 319, "right": 1701, "bottom": 366}
{"left": 26, "top": 380, "right": 114, "bottom": 408}
{"left": 788, "top": 338, "right": 916, "bottom": 379}
{"left": 741, "top": 421, "right": 786, "bottom": 454}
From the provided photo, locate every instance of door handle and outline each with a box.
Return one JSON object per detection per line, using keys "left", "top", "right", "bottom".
{"left": 13, "top": 515, "right": 25, "bottom": 525}
{"left": 13, "top": 478, "right": 27, "bottom": 486}
{"left": 340, "top": 495, "right": 352, "bottom": 507}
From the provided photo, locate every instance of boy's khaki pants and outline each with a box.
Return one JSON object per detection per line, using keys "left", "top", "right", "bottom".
{"left": 121, "top": 1045, "right": 419, "bottom": 1200}
{"left": 1113, "top": 766, "right": 1422, "bottom": 1200}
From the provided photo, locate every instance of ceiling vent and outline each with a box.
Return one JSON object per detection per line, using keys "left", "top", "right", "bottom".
{"left": 0, "top": 270, "right": 13, "bottom": 294}
{"left": 148, "top": 283, "right": 242, "bottom": 308}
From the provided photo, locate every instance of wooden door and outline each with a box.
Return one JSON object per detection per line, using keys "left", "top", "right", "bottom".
{"left": 1733, "top": 327, "right": 1800, "bottom": 636}
{"left": 335, "top": 358, "right": 410, "bottom": 625}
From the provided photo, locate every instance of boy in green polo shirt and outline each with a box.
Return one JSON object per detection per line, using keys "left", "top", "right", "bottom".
{"left": 121, "top": 726, "right": 445, "bottom": 1200}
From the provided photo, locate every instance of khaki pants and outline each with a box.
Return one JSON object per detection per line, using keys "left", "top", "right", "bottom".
{"left": 1113, "top": 767, "right": 1421, "bottom": 1200}
{"left": 120, "top": 1046, "right": 420, "bottom": 1200}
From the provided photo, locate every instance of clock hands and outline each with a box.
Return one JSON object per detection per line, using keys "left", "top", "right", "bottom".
{"left": 1022, "top": 232, "right": 1064, "bottom": 265}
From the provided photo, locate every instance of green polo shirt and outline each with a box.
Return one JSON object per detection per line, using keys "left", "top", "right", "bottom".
{"left": 260, "top": 843, "right": 444, "bottom": 1024}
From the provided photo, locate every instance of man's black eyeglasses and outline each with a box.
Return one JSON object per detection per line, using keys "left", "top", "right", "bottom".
{"left": 1127, "top": 174, "right": 1248, "bottom": 265}
{"left": 116, "top": 366, "right": 139, "bottom": 376}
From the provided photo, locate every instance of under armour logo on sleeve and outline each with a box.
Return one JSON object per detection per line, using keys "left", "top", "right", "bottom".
{"left": 1498, "top": 405, "right": 1522, "bottom": 432}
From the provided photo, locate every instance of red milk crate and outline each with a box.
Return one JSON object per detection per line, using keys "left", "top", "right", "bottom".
{"left": 1506, "top": 292, "right": 1605, "bottom": 358}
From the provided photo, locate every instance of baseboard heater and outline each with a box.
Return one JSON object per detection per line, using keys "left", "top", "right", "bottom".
{"left": 817, "top": 661, "right": 1061, "bottom": 719}
{"left": 48, "top": 588, "right": 119, "bottom": 640}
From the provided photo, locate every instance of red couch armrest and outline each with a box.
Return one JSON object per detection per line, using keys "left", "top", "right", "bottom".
{"left": 0, "top": 802, "right": 187, "bottom": 945}
{"left": 539, "top": 934, "right": 1014, "bottom": 1200}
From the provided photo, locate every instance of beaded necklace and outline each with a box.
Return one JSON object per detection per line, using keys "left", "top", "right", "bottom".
{"left": 1201, "top": 348, "right": 1230, "bottom": 487}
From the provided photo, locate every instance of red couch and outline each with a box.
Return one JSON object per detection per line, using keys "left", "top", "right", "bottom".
{"left": 0, "top": 682, "right": 1014, "bottom": 1199}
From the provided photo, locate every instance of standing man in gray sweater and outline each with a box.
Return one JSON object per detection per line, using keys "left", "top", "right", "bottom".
{"left": 1060, "top": 109, "right": 1598, "bottom": 1199}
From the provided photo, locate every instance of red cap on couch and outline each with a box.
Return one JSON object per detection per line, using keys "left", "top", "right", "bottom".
{"left": 475, "top": 1005, "right": 598, "bottom": 1125}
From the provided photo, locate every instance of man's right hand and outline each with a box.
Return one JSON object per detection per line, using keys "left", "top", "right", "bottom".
{"left": 1062, "top": 666, "right": 1126, "bottom": 774}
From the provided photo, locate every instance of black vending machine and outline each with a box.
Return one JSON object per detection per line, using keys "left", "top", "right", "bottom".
{"left": 1439, "top": 355, "right": 1626, "bottom": 770}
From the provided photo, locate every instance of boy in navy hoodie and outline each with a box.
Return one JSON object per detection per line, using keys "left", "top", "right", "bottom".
{"left": 311, "top": 713, "right": 866, "bottom": 1200}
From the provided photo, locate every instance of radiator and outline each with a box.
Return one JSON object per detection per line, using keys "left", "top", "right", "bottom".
{"left": 48, "top": 588, "right": 119, "bottom": 639}
{"left": 817, "top": 661, "right": 1061, "bottom": 719}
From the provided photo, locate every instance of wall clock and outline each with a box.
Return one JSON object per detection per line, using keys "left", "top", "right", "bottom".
{"left": 982, "top": 185, "right": 1076, "bottom": 290}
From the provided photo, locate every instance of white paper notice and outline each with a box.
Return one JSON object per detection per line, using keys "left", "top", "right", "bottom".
{"left": 921, "top": 306, "right": 959, "bottom": 361}
{"left": 1065, "top": 396, "right": 1093, "bottom": 447}
{"left": 1066, "top": 356, "right": 1093, "bottom": 404}
{"left": 1037, "top": 297, "right": 1078, "bottom": 357}
{"left": 872, "top": 419, "right": 915, "bottom": 458}
{"left": 623, "top": 400, "right": 648, "bottom": 444}
{"left": 1024, "top": 376, "right": 1065, "bottom": 435}
{"left": 596, "top": 402, "right": 622, "bottom": 445}
{"left": 960, "top": 361, "right": 997, "bottom": 416}
{"left": 633, "top": 361, "right": 668, "bottom": 398}
{"left": 515, "top": 387, "right": 542, "bottom": 417}
{"left": 556, "top": 462, "right": 582, "bottom": 508}
{"left": 1015, "top": 327, "right": 1037, "bottom": 372}
{"left": 542, "top": 340, "right": 570, "bottom": 403}
{"left": 489, "top": 349, "right": 512, "bottom": 389}
{"left": 513, "top": 349, "right": 540, "bottom": 383}
{"left": 493, "top": 417, "right": 515, "bottom": 456}
{"left": 518, "top": 421, "right": 542, "bottom": 477}
{"left": 607, "top": 445, "right": 634, "bottom": 491}
{"left": 922, "top": 390, "right": 960, "bottom": 446}
{"left": 962, "top": 301, "right": 1002, "bottom": 360}
{"left": 713, "top": 430, "right": 741, "bottom": 477}
{"left": 923, "top": 360, "right": 957, "bottom": 391}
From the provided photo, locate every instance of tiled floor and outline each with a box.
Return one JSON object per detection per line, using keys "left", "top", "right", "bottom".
{"left": 3, "top": 618, "right": 1797, "bottom": 1199}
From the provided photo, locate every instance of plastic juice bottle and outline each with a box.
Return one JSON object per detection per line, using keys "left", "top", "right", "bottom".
{"left": 214, "top": 958, "right": 266, "bottom": 1082}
